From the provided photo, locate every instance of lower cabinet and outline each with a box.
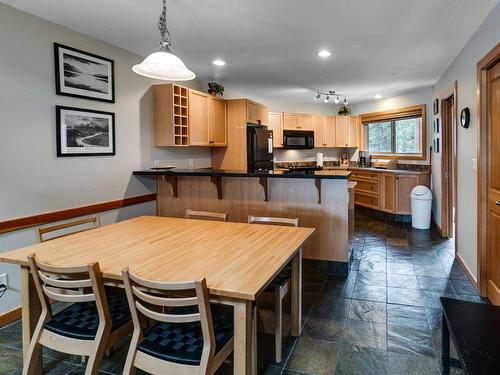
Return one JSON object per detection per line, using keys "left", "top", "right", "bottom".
{"left": 350, "top": 170, "right": 428, "bottom": 215}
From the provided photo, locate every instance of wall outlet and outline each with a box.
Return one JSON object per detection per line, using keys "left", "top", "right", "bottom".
{"left": 0, "top": 273, "right": 8, "bottom": 289}
{"left": 472, "top": 158, "right": 477, "bottom": 172}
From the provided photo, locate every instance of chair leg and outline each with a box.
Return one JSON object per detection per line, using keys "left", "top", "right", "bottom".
{"left": 22, "top": 339, "right": 43, "bottom": 375}
{"left": 85, "top": 345, "right": 106, "bottom": 375}
{"left": 123, "top": 331, "right": 141, "bottom": 375}
{"left": 274, "top": 288, "right": 283, "bottom": 363}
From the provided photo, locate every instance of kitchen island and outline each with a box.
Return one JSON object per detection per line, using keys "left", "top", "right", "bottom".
{"left": 133, "top": 168, "right": 352, "bottom": 274}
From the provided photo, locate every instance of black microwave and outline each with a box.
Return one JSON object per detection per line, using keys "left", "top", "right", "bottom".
{"left": 283, "top": 130, "right": 314, "bottom": 149}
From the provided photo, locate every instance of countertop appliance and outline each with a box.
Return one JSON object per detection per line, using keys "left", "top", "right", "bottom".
{"left": 283, "top": 130, "right": 314, "bottom": 149}
{"left": 247, "top": 126, "right": 274, "bottom": 172}
{"left": 372, "top": 159, "right": 398, "bottom": 170}
{"left": 358, "top": 151, "right": 371, "bottom": 167}
{"left": 284, "top": 165, "right": 323, "bottom": 175}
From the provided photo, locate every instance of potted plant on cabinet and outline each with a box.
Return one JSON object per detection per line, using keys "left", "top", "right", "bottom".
{"left": 208, "top": 82, "right": 224, "bottom": 97}
{"left": 338, "top": 106, "right": 351, "bottom": 115}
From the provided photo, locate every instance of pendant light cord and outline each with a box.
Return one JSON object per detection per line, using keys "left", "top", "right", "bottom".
{"left": 158, "top": 0, "right": 172, "bottom": 51}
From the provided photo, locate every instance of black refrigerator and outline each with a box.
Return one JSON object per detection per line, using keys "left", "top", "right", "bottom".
{"left": 247, "top": 126, "right": 274, "bottom": 172}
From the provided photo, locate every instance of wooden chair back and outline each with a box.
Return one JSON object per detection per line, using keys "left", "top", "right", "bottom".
{"left": 248, "top": 215, "right": 299, "bottom": 227}
{"left": 36, "top": 215, "right": 101, "bottom": 243}
{"left": 27, "top": 254, "right": 111, "bottom": 330}
{"left": 122, "top": 268, "right": 215, "bottom": 372}
{"left": 185, "top": 209, "right": 228, "bottom": 222}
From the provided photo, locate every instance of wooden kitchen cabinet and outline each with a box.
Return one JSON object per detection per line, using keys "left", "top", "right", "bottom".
{"left": 247, "top": 100, "right": 268, "bottom": 125}
{"left": 153, "top": 84, "right": 189, "bottom": 146}
{"left": 335, "top": 116, "right": 349, "bottom": 147}
{"left": 350, "top": 169, "right": 429, "bottom": 215}
{"left": 314, "top": 115, "right": 336, "bottom": 147}
{"left": 284, "top": 112, "right": 314, "bottom": 130}
{"left": 298, "top": 114, "right": 314, "bottom": 130}
{"left": 347, "top": 116, "right": 359, "bottom": 147}
{"left": 210, "top": 96, "right": 227, "bottom": 147}
{"left": 284, "top": 112, "right": 298, "bottom": 130}
{"left": 153, "top": 84, "right": 227, "bottom": 147}
{"left": 189, "top": 89, "right": 211, "bottom": 146}
{"left": 268, "top": 111, "right": 284, "bottom": 148}
{"left": 396, "top": 174, "right": 420, "bottom": 214}
{"left": 382, "top": 173, "right": 396, "bottom": 212}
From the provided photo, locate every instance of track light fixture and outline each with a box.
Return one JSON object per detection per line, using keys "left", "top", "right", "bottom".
{"left": 314, "top": 90, "right": 348, "bottom": 106}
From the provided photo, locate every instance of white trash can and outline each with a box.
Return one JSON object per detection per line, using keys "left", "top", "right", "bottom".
{"left": 410, "top": 185, "right": 432, "bottom": 229}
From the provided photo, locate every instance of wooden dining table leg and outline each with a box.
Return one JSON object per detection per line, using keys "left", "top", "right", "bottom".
{"left": 291, "top": 248, "right": 303, "bottom": 337}
{"left": 233, "top": 299, "right": 257, "bottom": 375}
{"left": 21, "top": 266, "right": 42, "bottom": 373}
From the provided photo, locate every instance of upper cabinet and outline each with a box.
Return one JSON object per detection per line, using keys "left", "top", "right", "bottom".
{"left": 347, "top": 116, "right": 359, "bottom": 147}
{"left": 335, "top": 116, "right": 349, "bottom": 147}
{"left": 210, "top": 96, "right": 227, "bottom": 147}
{"left": 153, "top": 84, "right": 227, "bottom": 147}
{"left": 188, "top": 90, "right": 211, "bottom": 146}
{"left": 247, "top": 100, "right": 268, "bottom": 125}
{"left": 268, "top": 112, "right": 284, "bottom": 148}
{"left": 314, "top": 115, "right": 336, "bottom": 147}
{"left": 284, "top": 113, "right": 314, "bottom": 130}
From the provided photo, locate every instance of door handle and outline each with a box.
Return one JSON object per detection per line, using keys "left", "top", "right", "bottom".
{"left": 496, "top": 201, "right": 500, "bottom": 206}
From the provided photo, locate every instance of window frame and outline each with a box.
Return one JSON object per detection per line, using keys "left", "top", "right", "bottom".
{"left": 360, "top": 104, "right": 427, "bottom": 161}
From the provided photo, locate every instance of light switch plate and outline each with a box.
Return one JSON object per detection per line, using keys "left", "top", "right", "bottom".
{"left": 472, "top": 158, "right": 477, "bottom": 172}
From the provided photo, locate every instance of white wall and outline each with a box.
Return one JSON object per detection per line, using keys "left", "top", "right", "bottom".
{"left": 431, "top": 2, "right": 500, "bottom": 279}
{"left": 0, "top": 4, "right": 209, "bottom": 314}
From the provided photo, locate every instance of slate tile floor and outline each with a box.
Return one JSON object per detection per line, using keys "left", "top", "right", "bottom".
{"left": 0, "top": 211, "right": 488, "bottom": 374}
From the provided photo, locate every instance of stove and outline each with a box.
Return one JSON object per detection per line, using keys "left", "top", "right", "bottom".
{"left": 283, "top": 165, "right": 323, "bottom": 174}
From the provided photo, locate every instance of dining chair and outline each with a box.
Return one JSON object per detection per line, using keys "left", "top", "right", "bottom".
{"left": 36, "top": 215, "right": 101, "bottom": 243}
{"left": 23, "top": 255, "right": 132, "bottom": 375}
{"left": 121, "top": 267, "right": 234, "bottom": 375}
{"left": 185, "top": 208, "right": 228, "bottom": 222}
{"left": 247, "top": 215, "right": 299, "bottom": 363}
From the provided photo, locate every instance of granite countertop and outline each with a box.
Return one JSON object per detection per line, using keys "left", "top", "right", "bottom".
{"left": 323, "top": 166, "right": 430, "bottom": 175}
{"left": 133, "top": 168, "right": 351, "bottom": 180}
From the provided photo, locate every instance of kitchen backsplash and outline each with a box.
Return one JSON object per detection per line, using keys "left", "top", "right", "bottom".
{"left": 275, "top": 160, "right": 430, "bottom": 172}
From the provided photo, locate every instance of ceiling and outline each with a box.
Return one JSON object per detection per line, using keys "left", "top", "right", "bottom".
{"left": 3, "top": 0, "right": 498, "bottom": 103}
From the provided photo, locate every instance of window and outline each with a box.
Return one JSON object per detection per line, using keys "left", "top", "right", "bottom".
{"left": 361, "top": 105, "right": 426, "bottom": 160}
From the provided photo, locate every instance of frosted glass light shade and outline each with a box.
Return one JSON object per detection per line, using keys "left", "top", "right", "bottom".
{"left": 132, "top": 51, "right": 195, "bottom": 81}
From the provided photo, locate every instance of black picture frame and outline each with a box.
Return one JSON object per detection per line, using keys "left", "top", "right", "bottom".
{"left": 54, "top": 43, "right": 115, "bottom": 103}
{"left": 434, "top": 118, "right": 440, "bottom": 133}
{"left": 434, "top": 137, "right": 440, "bottom": 153}
{"left": 56, "top": 106, "right": 116, "bottom": 157}
{"left": 433, "top": 99, "right": 439, "bottom": 115}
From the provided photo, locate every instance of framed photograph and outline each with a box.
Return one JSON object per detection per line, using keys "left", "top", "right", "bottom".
{"left": 54, "top": 43, "right": 115, "bottom": 103}
{"left": 433, "top": 99, "right": 439, "bottom": 115}
{"left": 56, "top": 106, "right": 115, "bottom": 157}
{"left": 434, "top": 137, "right": 440, "bottom": 153}
{"left": 434, "top": 118, "right": 440, "bottom": 133}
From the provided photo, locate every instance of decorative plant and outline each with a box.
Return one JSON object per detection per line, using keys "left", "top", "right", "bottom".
{"left": 208, "top": 82, "right": 224, "bottom": 96}
{"left": 338, "top": 106, "right": 351, "bottom": 115}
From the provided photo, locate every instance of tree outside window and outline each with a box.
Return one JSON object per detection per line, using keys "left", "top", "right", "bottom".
{"left": 367, "top": 117, "right": 422, "bottom": 155}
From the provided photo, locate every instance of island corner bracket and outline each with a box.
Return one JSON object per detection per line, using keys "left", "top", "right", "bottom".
{"left": 161, "top": 175, "right": 178, "bottom": 198}
{"left": 210, "top": 176, "right": 223, "bottom": 199}
{"left": 314, "top": 178, "right": 321, "bottom": 204}
{"left": 258, "top": 176, "right": 269, "bottom": 202}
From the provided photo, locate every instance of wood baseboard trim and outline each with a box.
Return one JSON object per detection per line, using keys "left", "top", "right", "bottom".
{"left": 0, "top": 306, "right": 21, "bottom": 327}
{"left": 0, "top": 193, "right": 156, "bottom": 234}
{"left": 456, "top": 252, "right": 478, "bottom": 290}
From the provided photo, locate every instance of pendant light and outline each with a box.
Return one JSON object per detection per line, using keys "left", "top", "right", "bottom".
{"left": 133, "top": 0, "right": 195, "bottom": 81}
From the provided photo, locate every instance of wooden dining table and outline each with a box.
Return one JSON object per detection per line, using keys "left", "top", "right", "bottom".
{"left": 0, "top": 215, "right": 314, "bottom": 374}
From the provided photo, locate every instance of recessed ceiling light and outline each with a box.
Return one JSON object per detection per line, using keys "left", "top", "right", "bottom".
{"left": 318, "top": 50, "right": 331, "bottom": 58}
{"left": 374, "top": 94, "right": 382, "bottom": 99}
{"left": 212, "top": 59, "right": 226, "bottom": 66}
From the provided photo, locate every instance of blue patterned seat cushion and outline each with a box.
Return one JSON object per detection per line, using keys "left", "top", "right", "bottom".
{"left": 137, "top": 304, "right": 233, "bottom": 366}
{"left": 44, "top": 288, "right": 131, "bottom": 340}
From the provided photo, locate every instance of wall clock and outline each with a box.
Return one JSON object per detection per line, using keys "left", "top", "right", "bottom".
{"left": 460, "top": 107, "right": 470, "bottom": 128}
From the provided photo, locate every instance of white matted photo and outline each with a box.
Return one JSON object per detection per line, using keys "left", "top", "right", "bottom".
{"left": 56, "top": 106, "right": 115, "bottom": 157}
{"left": 54, "top": 43, "right": 115, "bottom": 102}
